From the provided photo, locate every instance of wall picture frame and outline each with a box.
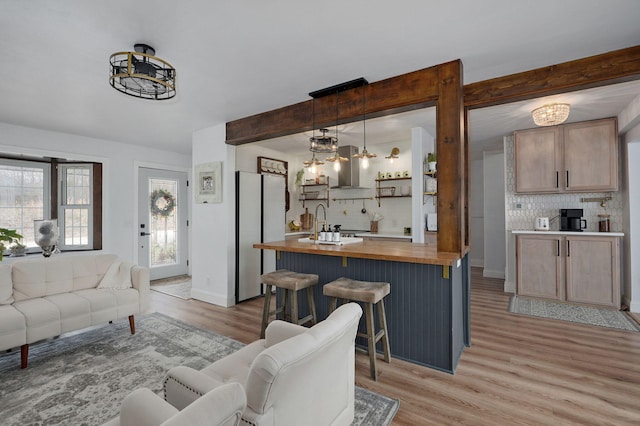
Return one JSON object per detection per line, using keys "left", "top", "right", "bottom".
{"left": 195, "top": 161, "right": 222, "bottom": 204}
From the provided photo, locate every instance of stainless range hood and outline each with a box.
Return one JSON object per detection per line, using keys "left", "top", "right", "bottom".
{"left": 332, "top": 145, "right": 367, "bottom": 189}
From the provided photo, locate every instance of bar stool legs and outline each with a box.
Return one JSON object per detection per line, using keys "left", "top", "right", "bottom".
{"left": 323, "top": 278, "right": 391, "bottom": 381}
{"left": 260, "top": 270, "right": 319, "bottom": 339}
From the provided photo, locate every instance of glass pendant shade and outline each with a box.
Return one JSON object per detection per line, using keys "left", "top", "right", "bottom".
{"left": 309, "top": 129, "right": 338, "bottom": 153}
{"left": 532, "top": 103, "right": 570, "bottom": 126}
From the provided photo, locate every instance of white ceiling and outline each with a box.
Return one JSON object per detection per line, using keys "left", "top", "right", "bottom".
{"left": 1, "top": 0, "right": 640, "bottom": 155}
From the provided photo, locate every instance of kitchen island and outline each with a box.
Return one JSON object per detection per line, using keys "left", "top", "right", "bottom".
{"left": 253, "top": 239, "right": 470, "bottom": 373}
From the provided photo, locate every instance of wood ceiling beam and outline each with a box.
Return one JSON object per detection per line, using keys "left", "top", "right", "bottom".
{"left": 226, "top": 66, "right": 439, "bottom": 146}
{"left": 464, "top": 45, "right": 640, "bottom": 109}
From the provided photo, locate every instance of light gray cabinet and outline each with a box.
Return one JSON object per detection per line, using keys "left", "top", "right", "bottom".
{"left": 516, "top": 234, "right": 563, "bottom": 300}
{"left": 565, "top": 235, "right": 620, "bottom": 307}
{"left": 514, "top": 118, "right": 618, "bottom": 194}
{"left": 516, "top": 234, "right": 620, "bottom": 308}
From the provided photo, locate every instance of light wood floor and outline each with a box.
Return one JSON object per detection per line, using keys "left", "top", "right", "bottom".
{"left": 149, "top": 268, "right": 640, "bottom": 425}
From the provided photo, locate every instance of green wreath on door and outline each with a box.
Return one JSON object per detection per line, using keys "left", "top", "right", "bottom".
{"left": 150, "top": 189, "right": 176, "bottom": 218}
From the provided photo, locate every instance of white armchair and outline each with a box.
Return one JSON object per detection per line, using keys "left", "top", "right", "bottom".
{"left": 164, "top": 302, "right": 363, "bottom": 426}
{"left": 103, "top": 382, "right": 246, "bottom": 426}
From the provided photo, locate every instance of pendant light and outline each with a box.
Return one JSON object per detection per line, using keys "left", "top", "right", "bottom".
{"left": 352, "top": 83, "right": 376, "bottom": 169}
{"left": 325, "top": 89, "right": 348, "bottom": 171}
{"left": 303, "top": 152, "right": 324, "bottom": 174}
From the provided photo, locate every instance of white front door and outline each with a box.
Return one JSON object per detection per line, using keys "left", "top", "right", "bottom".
{"left": 138, "top": 168, "right": 188, "bottom": 280}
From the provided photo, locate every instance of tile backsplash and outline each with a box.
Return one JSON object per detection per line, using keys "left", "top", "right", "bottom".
{"left": 504, "top": 136, "right": 623, "bottom": 232}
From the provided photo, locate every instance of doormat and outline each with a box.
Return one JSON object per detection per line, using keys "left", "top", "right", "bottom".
{"left": 151, "top": 275, "right": 192, "bottom": 299}
{"left": 509, "top": 296, "right": 640, "bottom": 332}
{"left": 0, "top": 313, "right": 399, "bottom": 426}
{"left": 151, "top": 281, "right": 192, "bottom": 299}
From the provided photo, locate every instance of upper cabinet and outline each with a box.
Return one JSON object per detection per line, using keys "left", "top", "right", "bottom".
{"left": 514, "top": 118, "right": 618, "bottom": 194}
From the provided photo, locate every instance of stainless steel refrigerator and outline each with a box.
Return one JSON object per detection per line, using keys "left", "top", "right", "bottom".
{"left": 235, "top": 171, "right": 285, "bottom": 303}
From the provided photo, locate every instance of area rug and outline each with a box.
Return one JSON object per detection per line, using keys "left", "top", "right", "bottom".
{"left": 0, "top": 313, "right": 399, "bottom": 426}
{"left": 509, "top": 295, "right": 640, "bottom": 331}
{"left": 150, "top": 281, "right": 192, "bottom": 299}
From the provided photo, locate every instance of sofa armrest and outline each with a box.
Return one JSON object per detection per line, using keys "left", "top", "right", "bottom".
{"left": 118, "top": 388, "right": 178, "bottom": 426}
{"left": 163, "top": 366, "right": 224, "bottom": 410}
{"left": 130, "top": 265, "right": 150, "bottom": 313}
{"left": 265, "top": 320, "right": 307, "bottom": 347}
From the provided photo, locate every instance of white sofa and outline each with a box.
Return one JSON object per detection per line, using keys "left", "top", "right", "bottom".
{"left": 0, "top": 253, "right": 149, "bottom": 368}
{"left": 103, "top": 382, "right": 246, "bottom": 426}
{"left": 164, "top": 302, "right": 363, "bottom": 426}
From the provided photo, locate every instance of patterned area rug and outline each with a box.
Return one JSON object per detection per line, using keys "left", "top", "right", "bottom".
{"left": 0, "top": 313, "right": 399, "bottom": 426}
{"left": 509, "top": 296, "right": 640, "bottom": 331}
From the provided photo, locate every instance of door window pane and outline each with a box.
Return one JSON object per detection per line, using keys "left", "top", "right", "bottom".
{"left": 149, "top": 179, "right": 178, "bottom": 267}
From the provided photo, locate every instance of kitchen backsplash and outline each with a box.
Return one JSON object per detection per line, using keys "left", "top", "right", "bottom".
{"left": 504, "top": 136, "right": 623, "bottom": 232}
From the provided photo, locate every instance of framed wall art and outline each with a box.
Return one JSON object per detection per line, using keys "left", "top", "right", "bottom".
{"left": 195, "top": 161, "right": 222, "bottom": 203}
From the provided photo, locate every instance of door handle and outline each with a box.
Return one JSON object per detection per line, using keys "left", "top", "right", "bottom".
{"left": 140, "top": 232, "right": 151, "bottom": 236}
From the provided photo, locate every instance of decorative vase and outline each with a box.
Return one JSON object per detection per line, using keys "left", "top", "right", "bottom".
{"left": 34, "top": 219, "right": 59, "bottom": 257}
{"left": 428, "top": 161, "right": 437, "bottom": 172}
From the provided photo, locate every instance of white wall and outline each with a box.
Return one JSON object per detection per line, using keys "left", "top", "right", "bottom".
{"left": 482, "top": 151, "right": 506, "bottom": 279}
{"left": 191, "top": 124, "right": 236, "bottom": 307}
{"left": 622, "top": 134, "right": 640, "bottom": 312}
{"left": 0, "top": 122, "right": 190, "bottom": 262}
{"left": 469, "top": 157, "right": 484, "bottom": 267}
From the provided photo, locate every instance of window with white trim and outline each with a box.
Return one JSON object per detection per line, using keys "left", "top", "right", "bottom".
{"left": 0, "top": 158, "right": 101, "bottom": 255}
{"left": 0, "top": 159, "right": 51, "bottom": 252}
{"left": 58, "top": 164, "right": 93, "bottom": 250}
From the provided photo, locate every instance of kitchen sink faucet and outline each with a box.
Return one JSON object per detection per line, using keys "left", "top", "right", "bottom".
{"left": 314, "top": 203, "right": 327, "bottom": 241}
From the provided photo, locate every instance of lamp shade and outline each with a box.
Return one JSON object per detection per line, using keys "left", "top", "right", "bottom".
{"left": 532, "top": 103, "right": 570, "bottom": 126}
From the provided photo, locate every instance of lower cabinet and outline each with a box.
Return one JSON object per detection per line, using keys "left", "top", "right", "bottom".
{"left": 516, "top": 234, "right": 620, "bottom": 308}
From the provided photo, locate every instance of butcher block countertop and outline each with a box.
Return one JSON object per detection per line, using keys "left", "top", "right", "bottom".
{"left": 254, "top": 239, "right": 465, "bottom": 266}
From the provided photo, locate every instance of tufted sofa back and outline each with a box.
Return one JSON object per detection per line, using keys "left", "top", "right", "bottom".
{"left": 10, "top": 254, "right": 118, "bottom": 302}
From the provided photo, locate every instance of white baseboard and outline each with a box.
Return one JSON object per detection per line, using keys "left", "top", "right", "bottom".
{"left": 482, "top": 269, "right": 505, "bottom": 279}
{"left": 504, "top": 279, "right": 515, "bottom": 294}
{"left": 191, "top": 288, "right": 235, "bottom": 307}
{"left": 471, "top": 258, "right": 484, "bottom": 268}
{"left": 628, "top": 297, "right": 640, "bottom": 314}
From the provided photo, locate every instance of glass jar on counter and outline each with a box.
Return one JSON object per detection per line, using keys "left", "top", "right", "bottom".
{"left": 598, "top": 214, "right": 611, "bottom": 233}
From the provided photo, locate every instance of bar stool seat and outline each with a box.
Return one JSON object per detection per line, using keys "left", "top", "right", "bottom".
{"left": 323, "top": 277, "right": 391, "bottom": 380}
{"left": 260, "top": 269, "right": 319, "bottom": 338}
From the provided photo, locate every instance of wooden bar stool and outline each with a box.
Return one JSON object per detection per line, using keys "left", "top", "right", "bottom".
{"left": 260, "top": 269, "right": 319, "bottom": 338}
{"left": 323, "top": 277, "right": 391, "bottom": 380}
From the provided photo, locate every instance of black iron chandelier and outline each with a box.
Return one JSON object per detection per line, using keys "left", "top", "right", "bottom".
{"left": 109, "top": 44, "right": 176, "bottom": 100}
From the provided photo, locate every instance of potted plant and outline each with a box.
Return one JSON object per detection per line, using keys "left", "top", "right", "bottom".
{"left": 427, "top": 152, "right": 437, "bottom": 172}
{"left": 10, "top": 240, "right": 27, "bottom": 257}
{"left": 0, "top": 228, "right": 24, "bottom": 261}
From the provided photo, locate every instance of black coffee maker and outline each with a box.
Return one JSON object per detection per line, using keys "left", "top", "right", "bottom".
{"left": 560, "top": 208, "right": 587, "bottom": 232}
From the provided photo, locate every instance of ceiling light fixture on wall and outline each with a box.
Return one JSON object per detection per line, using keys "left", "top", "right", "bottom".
{"left": 352, "top": 82, "right": 376, "bottom": 169}
{"left": 109, "top": 44, "right": 176, "bottom": 100}
{"left": 531, "top": 103, "right": 570, "bottom": 126}
{"left": 385, "top": 147, "right": 400, "bottom": 163}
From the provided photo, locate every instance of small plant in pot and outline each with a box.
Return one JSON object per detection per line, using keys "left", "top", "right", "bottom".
{"left": 0, "top": 228, "right": 24, "bottom": 261}
{"left": 427, "top": 152, "right": 437, "bottom": 172}
{"left": 10, "top": 240, "right": 27, "bottom": 257}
